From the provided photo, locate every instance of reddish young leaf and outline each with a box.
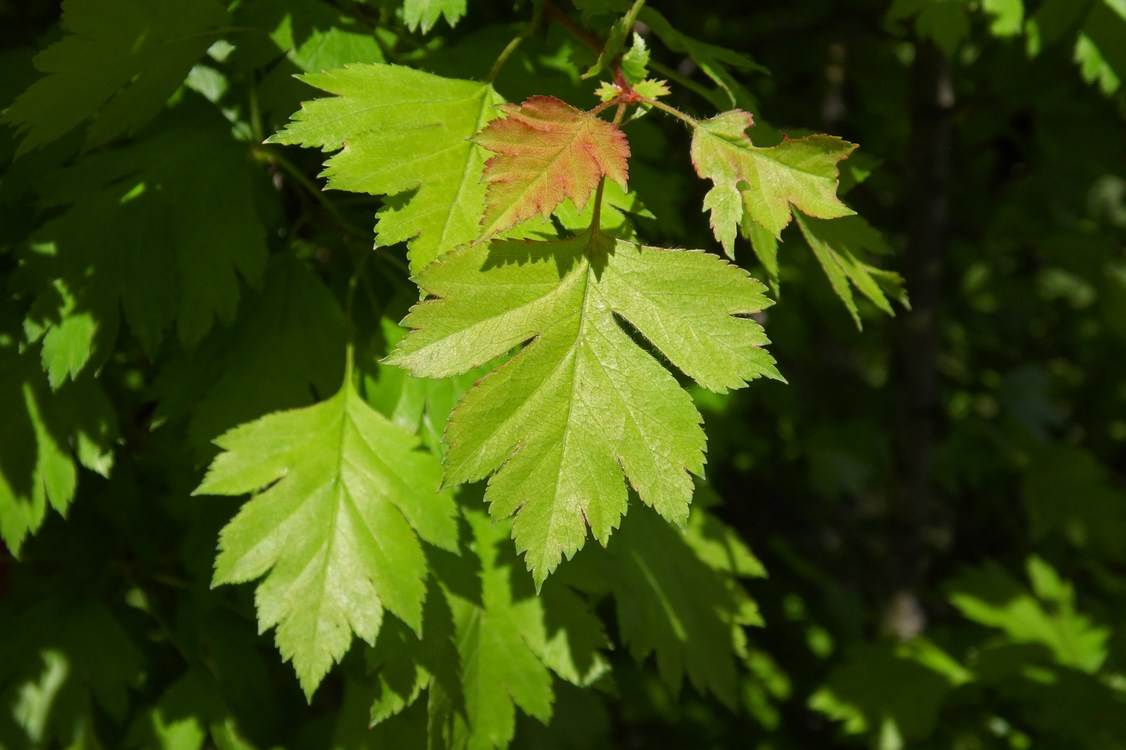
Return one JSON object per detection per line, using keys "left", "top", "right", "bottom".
{"left": 476, "top": 95, "right": 630, "bottom": 235}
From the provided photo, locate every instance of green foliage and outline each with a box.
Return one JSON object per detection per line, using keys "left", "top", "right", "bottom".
{"left": 198, "top": 369, "right": 457, "bottom": 697}
{"left": 389, "top": 230, "right": 778, "bottom": 586}
{"left": 269, "top": 65, "right": 503, "bottom": 272}
{"left": 1, "top": 0, "right": 1124, "bottom": 748}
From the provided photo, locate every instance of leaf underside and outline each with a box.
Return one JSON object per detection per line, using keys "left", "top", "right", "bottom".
{"left": 268, "top": 64, "right": 504, "bottom": 272}
{"left": 691, "top": 109, "right": 856, "bottom": 252}
{"left": 476, "top": 95, "right": 631, "bottom": 237}
{"left": 388, "top": 231, "right": 781, "bottom": 587}
{"left": 195, "top": 380, "right": 457, "bottom": 698}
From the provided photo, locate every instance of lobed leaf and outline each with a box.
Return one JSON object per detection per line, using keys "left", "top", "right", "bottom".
{"left": 476, "top": 96, "right": 630, "bottom": 236}
{"left": 691, "top": 110, "right": 856, "bottom": 249}
{"left": 269, "top": 64, "right": 504, "bottom": 272}
{"left": 3, "top": 0, "right": 229, "bottom": 153}
{"left": 564, "top": 505, "right": 765, "bottom": 703}
{"left": 388, "top": 231, "right": 780, "bottom": 586}
{"left": 402, "top": 0, "right": 468, "bottom": 33}
{"left": 18, "top": 113, "right": 268, "bottom": 377}
{"left": 0, "top": 341, "right": 116, "bottom": 556}
{"left": 195, "top": 379, "right": 457, "bottom": 698}
{"left": 795, "top": 213, "right": 908, "bottom": 328}
{"left": 427, "top": 510, "right": 609, "bottom": 750}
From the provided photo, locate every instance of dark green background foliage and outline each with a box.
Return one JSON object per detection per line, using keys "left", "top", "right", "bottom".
{"left": 2, "top": 0, "right": 1125, "bottom": 748}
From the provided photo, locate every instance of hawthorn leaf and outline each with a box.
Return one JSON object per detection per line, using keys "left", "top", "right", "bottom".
{"left": 366, "top": 576, "right": 458, "bottom": 727}
{"left": 268, "top": 64, "right": 504, "bottom": 271}
{"left": 433, "top": 509, "right": 609, "bottom": 750}
{"left": 795, "top": 213, "right": 907, "bottom": 328}
{"left": 746, "top": 219, "right": 781, "bottom": 291}
{"left": 388, "top": 231, "right": 780, "bottom": 586}
{"left": 691, "top": 110, "right": 856, "bottom": 245}
{"left": 0, "top": 599, "right": 145, "bottom": 747}
{"left": 3, "top": 0, "right": 229, "bottom": 153}
{"left": 0, "top": 328, "right": 116, "bottom": 555}
{"left": 947, "top": 557, "right": 1110, "bottom": 673}
{"left": 582, "top": 0, "right": 646, "bottom": 79}
{"left": 194, "top": 378, "right": 457, "bottom": 698}
{"left": 476, "top": 96, "right": 630, "bottom": 236}
{"left": 233, "top": 0, "right": 386, "bottom": 75}
{"left": 18, "top": 111, "right": 268, "bottom": 377}
{"left": 620, "top": 32, "right": 651, "bottom": 84}
{"left": 639, "top": 7, "right": 763, "bottom": 108}
{"left": 150, "top": 255, "right": 345, "bottom": 453}
{"left": 563, "top": 506, "right": 764, "bottom": 703}
{"left": 403, "top": 0, "right": 468, "bottom": 33}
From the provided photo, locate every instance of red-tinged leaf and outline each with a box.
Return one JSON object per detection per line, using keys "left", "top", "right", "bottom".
{"left": 476, "top": 95, "right": 630, "bottom": 235}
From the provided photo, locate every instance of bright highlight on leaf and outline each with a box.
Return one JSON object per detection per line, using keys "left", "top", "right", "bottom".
{"left": 194, "top": 378, "right": 457, "bottom": 698}
{"left": 476, "top": 96, "right": 630, "bottom": 236}
{"left": 268, "top": 64, "right": 504, "bottom": 271}
{"left": 388, "top": 230, "right": 781, "bottom": 587}
{"left": 691, "top": 110, "right": 857, "bottom": 253}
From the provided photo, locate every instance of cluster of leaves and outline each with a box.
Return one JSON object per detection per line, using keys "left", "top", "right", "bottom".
{"left": 0, "top": 0, "right": 887, "bottom": 747}
{"left": 2, "top": 0, "right": 1124, "bottom": 748}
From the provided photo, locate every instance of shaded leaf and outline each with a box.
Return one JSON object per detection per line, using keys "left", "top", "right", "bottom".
{"left": 403, "top": 0, "right": 468, "bottom": 33}
{"left": 564, "top": 506, "right": 764, "bottom": 702}
{"left": 0, "top": 332, "right": 116, "bottom": 555}
{"left": 794, "top": 213, "right": 907, "bottom": 328}
{"left": 18, "top": 111, "right": 268, "bottom": 376}
{"left": 3, "top": 0, "right": 229, "bottom": 153}
{"left": 947, "top": 557, "right": 1109, "bottom": 673}
{"left": 150, "top": 255, "right": 345, "bottom": 452}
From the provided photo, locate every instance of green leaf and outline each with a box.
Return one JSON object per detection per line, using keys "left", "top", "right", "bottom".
{"left": 691, "top": 111, "right": 856, "bottom": 248}
{"left": 388, "top": 231, "right": 780, "bottom": 586}
{"left": 366, "top": 576, "right": 459, "bottom": 727}
{"left": 564, "top": 505, "right": 764, "bottom": 702}
{"left": 982, "top": 0, "right": 1024, "bottom": 36}
{"left": 1023, "top": 443, "right": 1126, "bottom": 563}
{"left": 886, "top": 0, "right": 972, "bottom": 55}
{"left": 363, "top": 316, "right": 488, "bottom": 459}
{"left": 809, "top": 640, "right": 962, "bottom": 741}
{"left": 639, "top": 8, "right": 764, "bottom": 108}
{"left": 403, "top": 0, "right": 468, "bottom": 33}
{"left": 583, "top": 0, "right": 645, "bottom": 79}
{"left": 794, "top": 213, "right": 907, "bottom": 328}
{"left": 746, "top": 219, "right": 780, "bottom": 291}
{"left": 150, "top": 256, "right": 345, "bottom": 452}
{"left": 947, "top": 557, "right": 1110, "bottom": 673}
{"left": 620, "top": 32, "right": 650, "bottom": 84}
{"left": 1026, "top": 0, "right": 1093, "bottom": 54}
{"left": 195, "top": 376, "right": 458, "bottom": 698}
{"left": 269, "top": 64, "right": 504, "bottom": 272}
{"left": 3, "top": 0, "right": 229, "bottom": 153}
{"left": 0, "top": 335, "right": 116, "bottom": 555}
{"left": 433, "top": 509, "right": 610, "bottom": 750}
{"left": 1078, "top": 1, "right": 1126, "bottom": 95}
{"left": 124, "top": 670, "right": 223, "bottom": 750}
{"left": 19, "top": 111, "right": 268, "bottom": 377}
{"left": 0, "top": 599, "right": 145, "bottom": 747}
{"left": 236, "top": 0, "right": 387, "bottom": 74}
